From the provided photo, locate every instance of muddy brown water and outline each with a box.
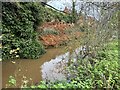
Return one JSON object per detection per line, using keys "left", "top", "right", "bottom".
{"left": 0, "top": 62, "right": 2, "bottom": 89}
{"left": 2, "top": 47, "right": 68, "bottom": 88}
{"left": 2, "top": 39, "right": 81, "bottom": 88}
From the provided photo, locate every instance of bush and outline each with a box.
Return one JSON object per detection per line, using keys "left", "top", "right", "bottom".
{"left": 66, "top": 41, "right": 119, "bottom": 89}
{"left": 19, "top": 39, "right": 45, "bottom": 59}
{"left": 25, "top": 41, "right": 119, "bottom": 89}
{"left": 39, "top": 6, "right": 73, "bottom": 23}
{"left": 2, "top": 2, "right": 45, "bottom": 60}
{"left": 2, "top": 2, "right": 73, "bottom": 60}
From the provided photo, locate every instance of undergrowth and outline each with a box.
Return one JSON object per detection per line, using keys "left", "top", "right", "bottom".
{"left": 19, "top": 40, "right": 119, "bottom": 89}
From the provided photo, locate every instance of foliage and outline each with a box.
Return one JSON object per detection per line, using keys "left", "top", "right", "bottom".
{"left": 2, "top": 2, "right": 45, "bottom": 60}
{"left": 71, "top": 0, "right": 77, "bottom": 23}
{"left": 66, "top": 41, "right": 119, "bottom": 89}
{"left": 2, "top": 2, "right": 73, "bottom": 60}
{"left": 3, "top": 1, "right": 119, "bottom": 89}
{"left": 21, "top": 41, "right": 119, "bottom": 89}
{"left": 40, "top": 28, "right": 60, "bottom": 36}
{"left": 42, "top": 7, "right": 73, "bottom": 23}
{"left": 19, "top": 39, "right": 45, "bottom": 59}
{"left": 8, "top": 76, "right": 16, "bottom": 87}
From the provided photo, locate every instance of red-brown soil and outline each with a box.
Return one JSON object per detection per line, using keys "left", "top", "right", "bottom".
{"left": 38, "top": 21, "right": 84, "bottom": 47}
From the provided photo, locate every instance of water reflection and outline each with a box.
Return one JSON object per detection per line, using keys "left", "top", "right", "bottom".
{"left": 2, "top": 45, "right": 83, "bottom": 87}
{"left": 41, "top": 47, "right": 83, "bottom": 82}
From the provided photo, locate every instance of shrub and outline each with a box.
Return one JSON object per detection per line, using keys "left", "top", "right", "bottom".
{"left": 2, "top": 2, "right": 45, "bottom": 60}
{"left": 24, "top": 41, "right": 119, "bottom": 89}
{"left": 19, "top": 39, "right": 45, "bottom": 59}
{"left": 66, "top": 41, "right": 119, "bottom": 89}
{"left": 2, "top": 2, "right": 73, "bottom": 60}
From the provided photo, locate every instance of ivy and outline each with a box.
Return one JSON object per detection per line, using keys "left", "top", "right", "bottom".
{"left": 2, "top": 2, "right": 45, "bottom": 60}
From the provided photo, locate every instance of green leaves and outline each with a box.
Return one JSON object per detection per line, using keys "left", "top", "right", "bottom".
{"left": 31, "top": 41, "right": 119, "bottom": 89}
{"left": 19, "top": 39, "right": 45, "bottom": 59}
{"left": 2, "top": 2, "right": 72, "bottom": 60}
{"left": 8, "top": 76, "right": 16, "bottom": 86}
{"left": 2, "top": 2, "right": 45, "bottom": 60}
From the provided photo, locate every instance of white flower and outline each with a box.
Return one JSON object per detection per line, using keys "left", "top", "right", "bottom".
{"left": 16, "top": 48, "right": 20, "bottom": 50}
{"left": 10, "top": 50, "right": 13, "bottom": 54}
{"left": 16, "top": 55, "right": 19, "bottom": 58}
{"left": 0, "top": 58, "right": 2, "bottom": 62}
{"left": 10, "top": 49, "right": 16, "bottom": 54}
{"left": 23, "top": 80, "right": 28, "bottom": 84}
{"left": 13, "top": 50, "right": 16, "bottom": 52}
{"left": 15, "top": 52, "right": 17, "bottom": 54}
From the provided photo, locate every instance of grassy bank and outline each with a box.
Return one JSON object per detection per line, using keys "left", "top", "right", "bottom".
{"left": 31, "top": 41, "right": 120, "bottom": 90}
{"left": 15, "top": 40, "right": 119, "bottom": 89}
